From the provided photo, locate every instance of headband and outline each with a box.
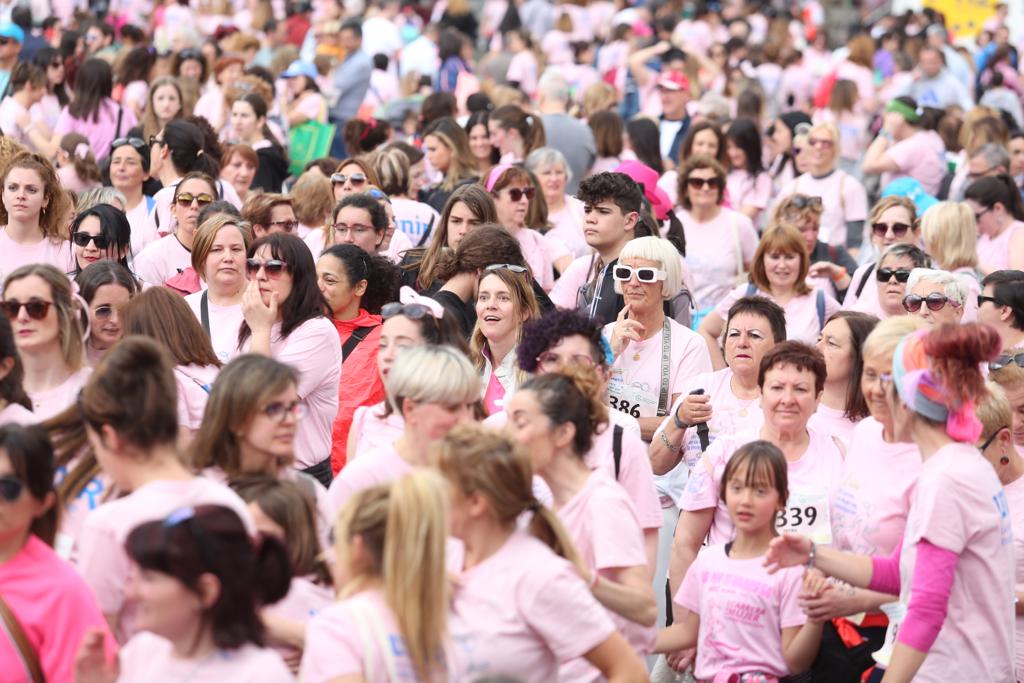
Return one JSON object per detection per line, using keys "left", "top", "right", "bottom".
{"left": 886, "top": 99, "right": 922, "bottom": 124}
{"left": 485, "top": 163, "right": 515, "bottom": 192}
{"left": 360, "top": 118, "right": 378, "bottom": 141}
{"left": 398, "top": 285, "right": 445, "bottom": 319}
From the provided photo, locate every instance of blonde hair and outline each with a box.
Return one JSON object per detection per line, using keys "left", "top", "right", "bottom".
{"left": 334, "top": 471, "right": 448, "bottom": 682}
{"left": 807, "top": 122, "right": 840, "bottom": 169}
{"left": 385, "top": 344, "right": 480, "bottom": 415}
{"left": 614, "top": 236, "right": 683, "bottom": 298}
{"left": 289, "top": 173, "right": 334, "bottom": 227}
{"left": 991, "top": 362, "right": 1024, "bottom": 394}
{"left": 920, "top": 201, "right": 978, "bottom": 270}
{"left": 867, "top": 196, "right": 918, "bottom": 233}
{"left": 976, "top": 382, "right": 1013, "bottom": 444}
{"left": 470, "top": 268, "right": 540, "bottom": 378}
{"left": 191, "top": 214, "right": 252, "bottom": 277}
{"left": 861, "top": 314, "right": 928, "bottom": 359}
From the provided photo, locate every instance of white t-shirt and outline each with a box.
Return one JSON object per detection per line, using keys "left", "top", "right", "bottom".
{"left": 119, "top": 632, "right": 294, "bottom": 682}
{"left": 391, "top": 197, "right": 440, "bottom": 246}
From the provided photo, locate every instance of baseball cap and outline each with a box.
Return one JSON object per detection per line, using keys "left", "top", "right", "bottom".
{"left": 281, "top": 60, "right": 318, "bottom": 80}
{"left": 657, "top": 71, "right": 690, "bottom": 93}
{"left": 0, "top": 24, "right": 25, "bottom": 44}
{"left": 614, "top": 160, "right": 673, "bottom": 221}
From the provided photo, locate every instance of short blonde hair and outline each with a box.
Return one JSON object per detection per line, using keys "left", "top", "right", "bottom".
{"left": 906, "top": 268, "right": 970, "bottom": 306}
{"left": 615, "top": 236, "right": 682, "bottom": 299}
{"left": 191, "top": 214, "right": 252, "bottom": 277}
{"left": 920, "top": 201, "right": 978, "bottom": 270}
{"left": 976, "top": 381, "right": 1013, "bottom": 443}
{"left": 807, "top": 122, "right": 840, "bottom": 169}
{"left": 385, "top": 344, "right": 480, "bottom": 414}
{"left": 862, "top": 315, "right": 928, "bottom": 359}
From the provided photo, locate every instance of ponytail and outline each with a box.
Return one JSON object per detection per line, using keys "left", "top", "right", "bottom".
{"left": 60, "top": 133, "right": 101, "bottom": 184}
{"left": 520, "top": 365, "right": 608, "bottom": 455}
{"left": 527, "top": 505, "right": 584, "bottom": 571}
{"left": 491, "top": 105, "right": 547, "bottom": 156}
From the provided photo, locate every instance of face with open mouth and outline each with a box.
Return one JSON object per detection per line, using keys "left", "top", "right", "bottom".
{"left": 475, "top": 272, "right": 521, "bottom": 344}
{"left": 763, "top": 250, "right": 801, "bottom": 290}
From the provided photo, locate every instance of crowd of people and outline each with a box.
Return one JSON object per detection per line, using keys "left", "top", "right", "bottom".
{"left": 0, "top": 0, "right": 1024, "bottom": 681}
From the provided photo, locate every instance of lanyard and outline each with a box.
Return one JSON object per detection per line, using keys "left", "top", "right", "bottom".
{"left": 657, "top": 317, "right": 671, "bottom": 417}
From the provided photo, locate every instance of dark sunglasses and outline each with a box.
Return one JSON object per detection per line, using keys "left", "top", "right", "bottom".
{"left": 505, "top": 186, "right": 535, "bottom": 202}
{"left": 978, "top": 294, "right": 1002, "bottom": 308}
{"left": 876, "top": 267, "right": 912, "bottom": 283}
{"left": 175, "top": 192, "right": 214, "bottom": 207}
{"left": 0, "top": 299, "right": 52, "bottom": 320}
{"left": 111, "top": 137, "right": 146, "bottom": 153}
{"left": 686, "top": 176, "right": 722, "bottom": 190}
{"left": 94, "top": 304, "right": 115, "bottom": 319}
{"left": 788, "top": 195, "right": 823, "bottom": 211}
{"left": 902, "top": 293, "right": 958, "bottom": 313}
{"left": 871, "top": 222, "right": 912, "bottom": 238}
{"left": 978, "top": 426, "right": 1008, "bottom": 451}
{"left": 72, "top": 231, "right": 110, "bottom": 249}
{"left": 990, "top": 352, "right": 1024, "bottom": 372}
{"left": 331, "top": 172, "right": 366, "bottom": 185}
{"left": 245, "top": 258, "right": 288, "bottom": 277}
{"left": 0, "top": 476, "right": 23, "bottom": 502}
{"left": 485, "top": 263, "right": 528, "bottom": 274}
{"left": 381, "top": 302, "right": 437, "bottom": 320}
{"left": 149, "top": 135, "right": 164, "bottom": 147}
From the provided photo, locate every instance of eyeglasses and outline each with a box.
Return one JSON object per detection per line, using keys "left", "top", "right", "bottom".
{"left": 808, "top": 138, "right": 834, "bottom": 148}
{"left": 967, "top": 167, "right": 995, "bottom": 181}
{"left": 485, "top": 263, "right": 528, "bottom": 274}
{"left": 93, "top": 304, "right": 116, "bottom": 319}
{"left": 536, "top": 351, "right": 598, "bottom": 372}
{"left": 245, "top": 258, "right": 289, "bottom": 277}
{"left": 875, "top": 267, "right": 912, "bottom": 283}
{"left": 330, "top": 172, "right": 366, "bottom": 186}
{"left": 978, "top": 294, "right": 1002, "bottom": 307}
{"left": 902, "top": 293, "right": 959, "bottom": 313}
{"left": 686, "top": 176, "right": 722, "bottom": 190}
{"left": 0, "top": 299, "right": 52, "bottom": 320}
{"left": 613, "top": 265, "right": 667, "bottom": 283}
{"left": 111, "top": 137, "right": 147, "bottom": 153}
{"left": 332, "top": 223, "right": 376, "bottom": 238}
{"left": 178, "top": 48, "right": 203, "bottom": 62}
{"left": 262, "top": 399, "right": 307, "bottom": 422}
{"left": 0, "top": 476, "right": 24, "bottom": 502}
{"left": 381, "top": 302, "right": 439, "bottom": 320}
{"left": 990, "top": 352, "right": 1024, "bottom": 372}
{"left": 504, "top": 186, "right": 535, "bottom": 202}
{"left": 978, "top": 426, "right": 1008, "bottom": 452}
{"left": 974, "top": 206, "right": 992, "bottom": 223}
{"left": 268, "top": 219, "right": 299, "bottom": 232}
{"left": 787, "top": 195, "right": 823, "bottom": 211}
{"left": 149, "top": 135, "right": 164, "bottom": 147}
{"left": 175, "top": 192, "right": 214, "bottom": 207}
{"left": 72, "top": 232, "right": 110, "bottom": 249}
{"left": 871, "top": 222, "right": 912, "bottom": 238}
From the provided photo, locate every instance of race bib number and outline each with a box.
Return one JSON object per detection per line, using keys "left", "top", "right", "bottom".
{"left": 872, "top": 600, "right": 908, "bottom": 668}
{"left": 775, "top": 488, "right": 832, "bottom": 544}
{"left": 607, "top": 370, "right": 659, "bottom": 419}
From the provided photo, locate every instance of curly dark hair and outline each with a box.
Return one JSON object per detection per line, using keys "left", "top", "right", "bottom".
{"left": 517, "top": 309, "right": 608, "bottom": 373}
{"left": 576, "top": 172, "right": 643, "bottom": 216}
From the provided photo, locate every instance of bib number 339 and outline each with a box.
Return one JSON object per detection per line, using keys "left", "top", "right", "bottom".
{"left": 775, "top": 488, "right": 832, "bottom": 545}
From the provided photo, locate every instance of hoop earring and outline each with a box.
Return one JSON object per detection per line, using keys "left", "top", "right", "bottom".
{"left": 1000, "top": 456, "right": 1010, "bottom": 465}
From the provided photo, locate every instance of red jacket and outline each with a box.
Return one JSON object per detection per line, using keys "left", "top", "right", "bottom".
{"left": 330, "top": 310, "right": 385, "bottom": 473}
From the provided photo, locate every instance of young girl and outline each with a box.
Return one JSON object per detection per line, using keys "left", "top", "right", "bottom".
{"left": 56, "top": 132, "right": 102, "bottom": 193}
{"left": 725, "top": 119, "right": 773, "bottom": 225}
{"left": 657, "top": 440, "right": 824, "bottom": 679}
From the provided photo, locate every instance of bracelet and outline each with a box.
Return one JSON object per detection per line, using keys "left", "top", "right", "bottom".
{"left": 659, "top": 431, "right": 681, "bottom": 453}
{"left": 831, "top": 266, "right": 847, "bottom": 282}
{"left": 672, "top": 404, "right": 689, "bottom": 430}
{"left": 806, "top": 541, "right": 817, "bottom": 569}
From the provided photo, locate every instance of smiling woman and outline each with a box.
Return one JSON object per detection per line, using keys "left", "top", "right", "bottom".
{"left": 69, "top": 203, "right": 132, "bottom": 276}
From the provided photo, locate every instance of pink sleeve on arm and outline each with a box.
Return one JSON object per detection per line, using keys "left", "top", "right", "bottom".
{"left": 867, "top": 536, "right": 903, "bottom": 595}
{"left": 896, "top": 539, "right": 958, "bottom": 653}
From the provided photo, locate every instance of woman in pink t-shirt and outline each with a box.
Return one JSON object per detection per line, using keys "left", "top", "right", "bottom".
{"left": 302, "top": 471, "right": 449, "bottom": 683}
{"left": 724, "top": 119, "right": 773, "bottom": 224}
{"left": 843, "top": 196, "right": 922, "bottom": 315}
{"left": 766, "top": 324, "right": 1015, "bottom": 683}
{"left": 487, "top": 164, "right": 563, "bottom": 291}
{"left": 51, "top": 58, "right": 138, "bottom": 162}
{"left": 862, "top": 97, "right": 946, "bottom": 197}
{"left": 657, "top": 441, "right": 825, "bottom": 679}
{"left": 135, "top": 172, "right": 219, "bottom": 287}
{"left": 0, "top": 152, "right": 74, "bottom": 280}
{"left": 0, "top": 424, "right": 114, "bottom": 683}
{"left": 78, "top": 262, "right": 138, "bottom": 367}
{"left": 3, "top": 265, "right": 91, "bottom": 422}
{"left": 964, "top": 174, "right": 1024, "bottom": 274}
{"left": 526, "top": 147, "right": 590, "bottom": 259}
{"left": 76, "top": 505, "right": 295, "bottom": 682}
{"left": 437, "top": 423, "right": 649, "bottom": 681}
{"left": 809, "top": 312, "right": 879, "bottom": 447}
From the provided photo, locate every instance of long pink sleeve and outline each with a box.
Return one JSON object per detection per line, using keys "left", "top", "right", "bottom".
{"left": 868, "top": 536, "right": 903, "bottom": 595}
{"left": 897, "top": 539, "right": 958, "bottom": 652}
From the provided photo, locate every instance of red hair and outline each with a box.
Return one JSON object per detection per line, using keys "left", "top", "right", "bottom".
{"left": 922, "top": 323, "right": 1001, "bottom": 407}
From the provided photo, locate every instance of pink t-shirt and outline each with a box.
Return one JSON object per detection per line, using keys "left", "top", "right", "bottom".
{"left": 556, "top": 471, "right": 655, "bottom": 681}
{"left": 57, "top": 163, "right": 101, "bottom": 193}
{"left": 0, "top": 535, "right": 116, "bottom": 683}
{"left": 174, "top": 363, "right": 219, "bottom": 431}
{"left": 675, "top": 543, "right": 807, "bottom": 678}
{"left": 185, "top": 291, "right": 244, "bottom": 363}
{"left": 549, "top": 253, "right": 595, "bottom": 310}
{"left": 125, "top": 197, "right": 157, "bottom": 259}
{"left": 349, "top": 401, "right": 404, "bottom": 458}
{"left": 887, "top": 442, "right": 1014, "bottom": 681}
{"left": 55, "top": 453, "right": 115, "bottom": 560}
{"left": 326, "top": 441, "right": 412, "bottom": 515}
{"left": 0, "top": 401, "right": 35, "bottom": 425}
{"left": 714, "top": 284, "right": 841, "bottom": 345}
{"left": 118, "top": 631, "right": 294, "bottom": 682}
{"left": 680, "top": 428, "right": 844, "bottom": 546}
{"left": 1003, "top": 474, "right": 1024, "bottom": 681}
{"left": 516, "top": 226, "right": 557, "bottom": 291}
{"left": 301, "top": 588, "right": 434, "bottom": 682}
{"left": 0, "top": 229, "right": 74, "bottom": 282}
{"left": 75, "top": 477, "right": 254, "bottom": 641}
{"left": 266, "top": 575, "right": 334, "bottom": 663}
{"left": 726, "top": 170, "right": 772, "bottom": 223}
{"left": 547, "top": 196, "right": 590, "bottom": 259}
{"left": 27, "top": 367, "right": 91, "bottom": 423}
{"left": 777, "top": 169, "right": 869, "bottom": 247}
{"left": 0, "top": 97, "right": 30, "bottom": 146}
{"left": 977, "top": 220, "right": 1024, "bottom": 274}
{"left": 133, "top": 234, "right": 192, "bottom": 286}
{"left": 829, "top": 417, "right": 920, "bottom": 557}
{"left": 653, "top": 369, "right": 765, "bottom": 506}
{"left": 448, "top": 531, "right": 615, "bottom": 681}
{"left": 242, "top": 317, "right": 342, "bottom": 469}
{"left": 883, "top": 130, "right": 947, "bottom": 197}
{"left": 842, "top": 262, "right": 888, "bottom": 318}
{"left": 678, "top": 208, "right": 758, "bottom": 310}
{"left": 54, "top": 98, "right": 138, "bottom": 160}
{"left": 603, "top": 317, "right": 713, "bottom": 421}
{"left": 505, "top": 51, "right": 539, "bottom": 97}
{"left": 806, "top": 404, "right": 859, "bottom": 448}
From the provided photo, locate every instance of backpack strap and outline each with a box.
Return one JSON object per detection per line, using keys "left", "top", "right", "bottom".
{"left": 145, "top": 195, "right": 156, "bottom": 213}
{"left": 854, "top": 262, "right": 876, "bottom": 299}
{"left": 745, "top": 283, "right": 757, "bottom": 297}
{"left": 342, "top": 325, "right": 376, "bottom": 361}
{"left": 416, "top": 214, "right": 436, "bottom": 247}
{"left": 0, "top": 593, "right": 45, "bottom": 683}
{"left": 200, "top": 290, "right": 211, "bottom": 336}
{"left": 612, "top": 424, "right": 623, "bottom": 480}
{"left": 816, "top": 288, "right": 826, "bottom": 332}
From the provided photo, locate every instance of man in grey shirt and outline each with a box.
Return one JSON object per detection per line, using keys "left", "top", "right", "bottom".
{"left": 538, "top": 71, "right": 595, "bottom": 194}
{"left": 329, "top": 18, "right": 373, "bottom": 158}
{"left": 900, "top": 46, "right": 973, "bottom": 111}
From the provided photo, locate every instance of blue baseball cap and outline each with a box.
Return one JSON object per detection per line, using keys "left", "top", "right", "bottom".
{"left": 281, "top": 60, "right": 318, "bottom": 80}
{"left": 0, "top": 24, "right": 25, "bottom": 44}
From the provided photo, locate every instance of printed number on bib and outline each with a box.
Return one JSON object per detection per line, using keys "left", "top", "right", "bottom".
{"left": 608, "top": 380, "right": 659, "bottom": 419}
{"left": 775, "top": 488, "right": 832, "bottom": 544}
{"left": 609, "top": 395, "right": 642, "bottom": 418}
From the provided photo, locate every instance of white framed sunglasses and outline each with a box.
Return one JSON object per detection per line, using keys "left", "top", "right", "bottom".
{"left": 612, "top": 265, "right": 666, "bottom": 283}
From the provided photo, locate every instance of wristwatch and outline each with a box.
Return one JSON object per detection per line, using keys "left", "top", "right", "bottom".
{"left": 672, "top": 404, "right": 689, "bottom": 430}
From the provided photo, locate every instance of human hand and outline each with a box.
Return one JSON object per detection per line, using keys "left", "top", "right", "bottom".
{"left": 241, "top": 278, "right": 278, "bottom": 331}
{"left": 75, "top": 628, "right": 118, "bottom": 683}
{"left": 666, "top": 647, "right": 696, "bottom": 672}
{"left": 799, "top": 582, "right": 862, "bottom": 622}
{"left": 764, "top": 533, "right": 813, "bottom": 573}
{"left": 610, "top": 304, "right": 645, "bottom": 357}
{"left": 676, "top": 392, "right": 712, "bottom": 426}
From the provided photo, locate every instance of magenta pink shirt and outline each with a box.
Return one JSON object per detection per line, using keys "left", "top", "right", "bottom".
{"left": 349, "top": 401, "right": 404, "bottom": 457}
{"left": 448, "top": 531, "right": 615, "bottom": 680}
{"left": 54, "top": 98, "right": 138, "bottom": 160}
{"left": 1003, "top": 474, "right": 1024, "bottom": 681}
{"left": 714, "top": 284, "right": 841, "bottom": 345}
{"left": 977, "top": 220, "right": 1024, "bottom": 273}
{"left": 675, "top": 543, "right": 807, "bottom": 678}
{"left": 326, "top": 441, "right": 412, "bottom": 515}
{"left": 118, "top": 631, "right": 294, "bottom": 682}
{"left": 886, "top": 442, "right": 1014, "bottom": 681}
{"left": 0, "top": 229, "right": 73, "bottom": 282}
{"left": 75, "top": 477, "right": 254, "bottom": 642}
{"left": 830, "top": 417, "right": 920, "bottom": 557}
{"left": 0, "top": 536, "right": 116, "bottom": 683}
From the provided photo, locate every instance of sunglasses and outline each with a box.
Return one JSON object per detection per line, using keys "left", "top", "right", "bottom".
{"left": 871, "top": 222, "right": 912, "bottom": 238}
{"left": 149, "top": 135, "right": 164, "bottom": 147}
{"left": 990, "top": 352, "right": 1024, "bottom": 372}
{"left": 268, "top": 219, "right": 299, "bottom": 232}
{"left": 381, "top": 302, "right": 439, "bottom": 320}
{"left": 536, "top": 351, "right": 597, "bottom": 371}
{"left": 485, "top": 263, "right": 528, "bottom": 274}
{"left": 875, "top": 267, "right": 912, "bottom": 283}
{"left": 0, "top": 476, "right": 23, "bottom": 502}
{"left": 788, "top": 195, "right": 823, "bottom": 211}
{"left": 263, "top": 399, "right": 307, "bottom": 421}
{"left": 331, "top": 172, "right": 366, "bottom": 186}
{"left": 48, "top": 61, "right": 62, "bottom": 69}
{"left": 245, "top": 258, "right": 289, "bottom": 277}
{"left": 613, "top": 265, "right": 667, "bottom": 283}
{"left": 0, "top": 299, "right": 52, "bottom": 320}
{"left": 808, "top": 138, "right": 834, "bottom": 148}
{"left": 686, "top": 176, "right": 722, "bottom": 190}
{"left": 902, "top": 293, "right": 959, "bottom": 313}
{"left": 111, "top": 137, "right": 146, "bottom": 152}
{"left": 505, "top": 186, "right": 535, "bottom": 202}
{"left": 72, "top": 231, "right": 110, "bottom": 249}
{"left": 978, "top": 294, "right": 1002, "bottom": 307}
{"left": 175, "top": 192, "right": 214, "bottom": 207}
{"left": 94, "top": 304, "right": 116, "bottom": 319}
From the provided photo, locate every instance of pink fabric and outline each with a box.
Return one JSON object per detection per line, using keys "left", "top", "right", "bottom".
{"left": 0, "top": 536, "right": 116, "bottom": 683}
{"left": 57, "top": 164, "right": 101, "bottom": 193}
{"left": 777, "top": 169, "right": 868, "bottom": 247}
{"left": 326, "top": 441, "right": 411, "bottom": 515}
{"left": 145, "top": 179, "right": 243, "bottom": 241}
{"left": 516, "top": 227, "right": 556, "bottom": 291}
{"left": 125, "top": 198, "right": 157, "bottom": 258}
{"left": 0, "top": 402, "right": 35, "bottom": 425}
{"left": 27, "top": 367, "right": 91, "bottom": 423}
{"left": 483, "top": 366, "right": 506, "bottom": 416}
{"left": 678, "top": 208, "right": 758, "bottom": 309}
{"left": 549, "top": 253, "right": 593, "bottom": 309}
{"left": 54, "top": 98, "right": 138, "bottom": 159}
{"left": 0, "top": 97, "right": 30, "bottom": 146}
{"left": 806, "top": 404, "right": 858, "bottom": 448}
{"left": 675, "top": 543, "right": 806, "bottom": 678}
{"left": 174, "top": 364, "right": 219, "bottom": 432}
{"left": 267, "top": 576, "right": 333, "bottom": 664}
{"left": 184, "top": 291, "right": 244, "bottom": 363}
{"left": 349, "top": 401, "right": 404, "bottom": 458}
{"left": 977, "top": 220, "right": 1024, "bottom": 274}
{"left": 868, "top": 537, "right": 903, "bottom": 594}
{"left": 883, "top": 130, "right": 947, "bottom": 197}
{"left": 842, "top": 262, "right": 889, "bottom": 318}
{"left": 0, "top": 230, "right": 74, "bottom": 282}
{"left": 121, "top": 80, "right": 148, "bottom": 114}
{"left": 726, "top": 170, "right": 773, "bottom": 222}
{"left": 133, "top": 234, "right": 192, "bottom": 286}
{"left": 1003, "top": 474, "right": 1024, "bottom": 680}
{"left": 714, "top": 284, "right": 841, "bottom": 346}
{"left": 505, "top": 51, "right": 539, "bottom": 97}
{"left": 75, "top": 477, "right": 255, "bottom": 642}
{"left": 55, "top": 453, "right": 115, "bottom": 561}
{"left": 898, "top": 539, "right": 958, "bottom": 652}
{"left": 448, "top": 531, "right": 616, "bottom": 680}
{"left": 118, "top": 631, "right": 294, "bottom": 682}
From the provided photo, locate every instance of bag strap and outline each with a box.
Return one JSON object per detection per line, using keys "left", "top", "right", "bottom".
{"left": 612, "top": 424, "right": 623, "bottom": 480}
{"left": 730, "top": 212, "right": 742, "bottom": 279}
{"left": 816, "top": 289, "right": 826, "bottom": 332}
{"left": 115, "top": 104, "right": 123, "bottom": 139}
{"left": 342, "top": 325, "right": 376, "bottom": 361}
{"left": 745, "top": 283, "right": 757, "bottom": 297}
{"left": 416, "top": 214, "right": 436, "bottom": 248}
{"left": 854, "top": 262, "right": 876, "bottom": 299}
{"left": 0, "top": 593, "right": 45, "bottom": 683}
{"left": 200, "top": 290, "right": 211, "bottom": 336}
